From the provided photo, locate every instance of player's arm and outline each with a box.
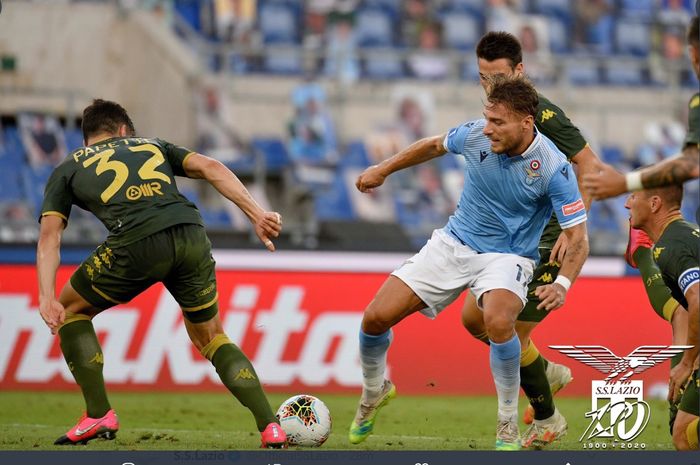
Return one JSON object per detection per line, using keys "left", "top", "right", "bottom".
{"left": 670, "top": 281, "right": 699, "bottom": 402}
{"left": 582, "top": 145, "right": 699, "bottom": 200}
{"left": 535, "top": 222, "right": 589, "bottom": 311}
{"left": 183, "top": 152, "right": 282, "bottom": 251}
{"left": 37, "top": 215, "right": 67, "bottom": 334}
{"left": 356, "top": 134, "right": 447, "bottom": 192}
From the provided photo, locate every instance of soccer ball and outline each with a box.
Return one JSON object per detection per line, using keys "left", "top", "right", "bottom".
{"left": 275, "top": 394, "right": 331, "bottom": 447}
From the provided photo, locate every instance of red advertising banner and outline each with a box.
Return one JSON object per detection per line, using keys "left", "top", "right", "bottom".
{"left": 0, "top": 265, "right": 672, "bottom": 396}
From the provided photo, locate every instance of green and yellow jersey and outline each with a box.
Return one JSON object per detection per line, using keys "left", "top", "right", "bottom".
{"left": 653, "top": 218, "right": 700, "bottom": 309}
{"left": 40, "top": 137, "right": 203, "bottom": 248}
{"left": 685, "top": 92, "right": 700, "bottom": 148}
{"left": 535, "top": 93, "right": 588, "bottom": 249}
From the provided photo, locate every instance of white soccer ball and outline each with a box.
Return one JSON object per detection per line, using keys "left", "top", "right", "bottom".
{"left": 275, "top": 394, "right": 331, "bottom": 447}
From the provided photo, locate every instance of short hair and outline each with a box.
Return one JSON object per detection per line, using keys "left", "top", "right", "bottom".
{"left": 476, "top": 31, "right": 523, "bottom": 68}
{"left": 487, "top": 76, "right": 539, "bottom": 118}
{"left": 688, "top": 16, "right": 699, "bottom": 47}
{"left": 645, "top": 184, "right": 684, "bottom": 209}
{"left": 81, "top": 99, "right": 135, "bottom": 141}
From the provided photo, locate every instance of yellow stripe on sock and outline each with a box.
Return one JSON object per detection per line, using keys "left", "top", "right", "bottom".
{"left": 200, "top": 334, "right": 233, "bottom": 361}
{"left": 687, "top": 418, "right": 699, "bottom": 450}
{"left": 57, "top": 312, "right": 92, "bottom": 331}
{"left": 662, "top": 297, "right": 680, "bottom": 322}
{"left": 521, "top": 340, "right": 541, "bottom": 367}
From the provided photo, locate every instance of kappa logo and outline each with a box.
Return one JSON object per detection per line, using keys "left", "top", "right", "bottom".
{"left": 480, "top": 150, "right": 488, "bottom": 162}
{"left": 89, "top": 352, "right": 104, "bottom": 365}
{"left": 537, "top": 272, "right": 553, "bottom": 283}
{"left": 234, "top": 368, "right": 257, "bottom": 381}
{"left": 550, "top": 344, "right": 692, "bottom": 445}
{"left": 653, "top": 246, "right": 664, "bottom": 260}
{"left": 540, "top": 109, "right": 557, "bottom": 122}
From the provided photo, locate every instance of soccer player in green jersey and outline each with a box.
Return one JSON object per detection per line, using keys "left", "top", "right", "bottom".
{"left": 625, "top": 184, "right": 699, "bottom": 451}
{"left": 583, "top": 16, "right": 699, "bottom": 205}
{"left": 460, "top": 31, "right": 604, "bottom": 449}
{"left": 37, "top": 99, "right": 287, "bottom": 448}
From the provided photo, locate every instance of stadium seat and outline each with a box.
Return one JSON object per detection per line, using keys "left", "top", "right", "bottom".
{"left": 0, "top": 163, "right": 24, "bottom": 202}
{"left": 614, "top": 19, "right": 651, "bottom": 56}
{"left": 250, "top": 137, "right": 291, "bottom": 173}
{"left": 532, "top": 0, "right": 572, "bottom": 23}
{"left": 262, "top": 47, "right": 303, "bottom": 75}
{"left": 444, "top": 0, "right": 484, "bottom": 18}
{"left": 442, "top": 12, "right": 481, "bottom": 51}
{"left": 20, "top": 165, "right": 54, "bottom": 215}
{"left": 545, "top": 15, "right": 571, "bottom": 54}
{"left": 600, "top": 145, "right": 625, "bottom": 166}
{"left": 64, "top": 128, "right": 83, "bottom": 152}
{"left": 604, "top": 59, "right": 645, "bottom": 86}
{"left": 173, "top": 0, "right": 204, "bottom": 33}
{"left": 259, "top": 1, "right": 299, "bottom": 44}
{"left": 564, "top": 58, "right": 600, "bottom": 86}
{"left": 312, "top": 171, "right": 356, "bottom": 221}
{"left": 586, "top": 14, "right": 614, "bottom": 55}
{"left": 340, "top": 141, "right": 371, "bottom": 169}
{"left": 355, "top": 7, "right": 395, "bottom": 48}
{"left": 363, "top": 48, "right": 405, "bottom": 79}
{"left": 619, "top": 0, "right": 655, "bottom": 19}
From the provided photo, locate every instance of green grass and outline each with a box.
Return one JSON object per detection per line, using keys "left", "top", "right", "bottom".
{"left": 0, "top": 390, "right": 674, "bottom": 450}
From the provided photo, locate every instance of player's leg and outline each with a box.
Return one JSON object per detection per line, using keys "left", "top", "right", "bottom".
{"left": 53, "top": 249, "right": 126, "bottom": 445}
{"left": 518, "top": 255, "right": 573, "bottom": 427}
{"left": 672, "top": 369, "right": 699, "bottom": 450}
{"left": 349, "top": 275, "right": 426, "bottom": 444}
{"left": 165, "top": 224, "right": 284, "bottom": 448}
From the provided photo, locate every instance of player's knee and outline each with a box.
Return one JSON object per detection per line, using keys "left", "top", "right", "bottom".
{"left": 361, "top": 308, "right": 392, "bottom": 335}
{"left": 672, "top": 419, "right": 691, "bottom": 450}
{"left": 483, "top": 312, "right": 516, "bottom": 341}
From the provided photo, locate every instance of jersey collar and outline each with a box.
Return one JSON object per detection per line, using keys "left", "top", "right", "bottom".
{"left": 503, "top": 128, "right": 540, "bottom": 162}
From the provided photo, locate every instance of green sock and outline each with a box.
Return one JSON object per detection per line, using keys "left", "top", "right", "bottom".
{"left": 58, "top": 320, "right": 111, "bottom": 419}
{"left": 211, "top": 344, "right": 277, "bottom": 432}
{"left": 521, "top": 342, "right": 554, "bottom": 421}
{"left": 634, "top": 247, "right": 677, "bottom": 321}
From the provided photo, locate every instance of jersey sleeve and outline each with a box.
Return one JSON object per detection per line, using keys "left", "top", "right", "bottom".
{"left": 158, "top": 138, "right": 196, "bottom": 177}
{"left": 659, "top": 235, "right": 700, "bottom": 297}
{"left": 547, "top": 163, "right": 587, "bottom": 229}
{"left": 443, "top": 120, "right": 478, "bottom": 154}
{"left": 535, "top": 96, "right": 587, "bottom": 160}
{"left": 39, "top": 165, "right": 74, "bottom": 223}
{"left": 684, "top": 93, "right": 700, "bottom": 148}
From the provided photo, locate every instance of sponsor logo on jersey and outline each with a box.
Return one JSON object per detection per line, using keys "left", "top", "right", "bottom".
{"left": 540, "top": 109, "right": 556, "bottom": 123}
{"left": 653, "top": 246, "right": 664, "bottom": 260}
{"left": 678, "top": 267, "right": 700, "bottom": 294}
{"left": 126, "top": 182, "right": 164, "bottom": 201}
{"left": 562, "top": 199, "right": 584, "bottom": 216}
{"left": 551, "top": 344, "right": 692, "bottom": 448}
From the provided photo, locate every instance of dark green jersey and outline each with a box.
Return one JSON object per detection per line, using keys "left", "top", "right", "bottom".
{"left": 535, "top": 93, "right": 588, "bottom": 249}
{"left": 684, "top": 92, "right": 700, "bottom": 148}
{"left": 653, "top": 218, "right": 700, "bottom": 309}
{"left": 40, "top": 136, "right": 203, "bottom": 248}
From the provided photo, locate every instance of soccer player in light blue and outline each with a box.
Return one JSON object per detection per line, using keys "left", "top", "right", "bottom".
{"left": 348, "top": 77, "right": 589, "bottom": 450}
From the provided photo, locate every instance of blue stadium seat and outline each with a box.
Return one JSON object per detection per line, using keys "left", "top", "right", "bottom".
{"left": 564, "top": 59, "right": 600, "bottom": 85}
{"left": 259, "top": 1, "right": 299, "bottom": 44}
{"left": 355, "top": 7, "right": 395, "bottom": 47}
{"left": 619, "top": 0, "right": 655, "bottom": 19}
{"left": 263, "top": 47, "right": 303, "bottom": 75}
{"left": 312, "top": 170, "right": 356, "bottom": 221}
{"left": 601, "top": 145, "right": 625, "bottom": 166}
{"left": 340, "top": 141, "right": 371, "bottom": 169}
{"left": 586, "top": 14, "right": 614, "bottom": 54}
{"left": 614, "top": 19, "right": 651, "bottom": 56}
{"left": 546, "top": 15, "right": 571, "bottom": 54}
{"left": 0, "top": 163, "right": 24, "bottom": 202}
{"left": 174, "top": 0, "right": 204, "bottom": 33}
{"left": 532, "top": 0, "right": 572, "bottom": 22}
{"left": 604, "top": 60, "right": 645, "bottom": 86}
{"left": 250, "top": 137, "right": 291, "bottom": 173}
{"left": 442, "top": 12, "right": 481, "bottom": 51}
{"left": 363, "top": 48, "right": 405, "bottom": 79}
{"left": 444, "top": 0, "right": 484, "bottom": 18}
{"left": 20, "top": 165, "right": 54, "bottom": 215}
{"left": 2, "top": 126, "right": 27, "bottom": 165}
{"left": 65, "top": 128, "right": 83, "bottom": 152}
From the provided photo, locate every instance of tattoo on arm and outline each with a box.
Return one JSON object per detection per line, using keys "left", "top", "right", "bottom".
{"left": 641, "top": 150, "right": 699, "bottom": 188}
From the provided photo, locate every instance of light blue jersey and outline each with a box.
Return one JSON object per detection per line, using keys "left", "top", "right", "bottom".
{"left": 442, "top": 119, "right": 587, "bottom": 262}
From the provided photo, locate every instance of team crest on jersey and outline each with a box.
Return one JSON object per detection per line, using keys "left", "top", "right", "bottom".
{"left": 525, "top": 164, "right": 541, "bottom": 185}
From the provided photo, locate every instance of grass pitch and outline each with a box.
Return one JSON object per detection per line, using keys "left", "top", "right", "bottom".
{"left": 0, "top": 390, "right": 674, "bottom": 450}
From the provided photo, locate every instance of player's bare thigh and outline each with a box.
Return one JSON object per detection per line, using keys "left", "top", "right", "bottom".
{"left": 361, "top": 275, "right": 426, "bottom": 335}
{"left": 480, "top": 289, "right": 523, "bottom": 343}
{"left": 462, "top": 292, "right": 537, "bottom": 347}
{"left": 58, "top": 281, "right": 103, "bottom": 319}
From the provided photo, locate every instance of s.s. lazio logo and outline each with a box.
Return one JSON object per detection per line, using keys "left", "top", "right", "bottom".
{"left": 551, "top": 344, "right": 692, "bottom": 445}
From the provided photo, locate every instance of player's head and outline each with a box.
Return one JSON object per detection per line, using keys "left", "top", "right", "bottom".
{"left": 482, "top": 76, "right": 538, "bottom": 155}
{"left": 81, "top": 99, "right": 135, "bottom": 145}
{"left": 624, "top": 185, "right": 684, "bottom": 230}
{"left": 475, "top": 31, "right": 524, "bottom": 93}
{"left": 688, "top": 16, "right": 699, "bottom": 79}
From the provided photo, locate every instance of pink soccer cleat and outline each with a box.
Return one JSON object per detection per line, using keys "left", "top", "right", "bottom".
{"left": 54, "top": 409, "right": 119, "bottom": 445}
{"left": 260, "top": 422, "right": 287, "bottom": 449}
{"left": 625, "top": 222, "right": 654, "bottom": 268}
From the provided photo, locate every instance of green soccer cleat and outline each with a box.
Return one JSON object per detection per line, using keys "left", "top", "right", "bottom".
{"left": 348, "top": 380, "right": 396, "bottom": 444}
{"left": 495, "top": 418, "right": 521, "bottom": 451}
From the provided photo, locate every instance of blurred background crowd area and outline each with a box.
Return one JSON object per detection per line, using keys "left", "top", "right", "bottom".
{"left": 0, "top": 0, "right": 698, "bottom": 255}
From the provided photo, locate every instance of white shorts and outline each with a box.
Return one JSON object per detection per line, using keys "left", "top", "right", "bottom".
{"left": 391, "top": 228, "right": 535, "bottom": 319}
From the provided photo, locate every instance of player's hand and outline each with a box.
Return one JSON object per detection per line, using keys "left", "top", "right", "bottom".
{"left": 668, "top": 359, "right": 693, "bottom": 403}
{"left": 550, "top": 232, "right": 568, "bottom": 264}
{"left": 39, "top": 297, "right": 66, "bottom": 335}
{"left": 581, "top": 163, "right": 627, "bottom": 200}
{"left": 356, "top": 165, "right": 387, "bottom": 193}
{"left": 254, "top": 211, "right": 282, "bottom": 252}
{"left": 534, "top": 283, "right": 567, "bottom": 311}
